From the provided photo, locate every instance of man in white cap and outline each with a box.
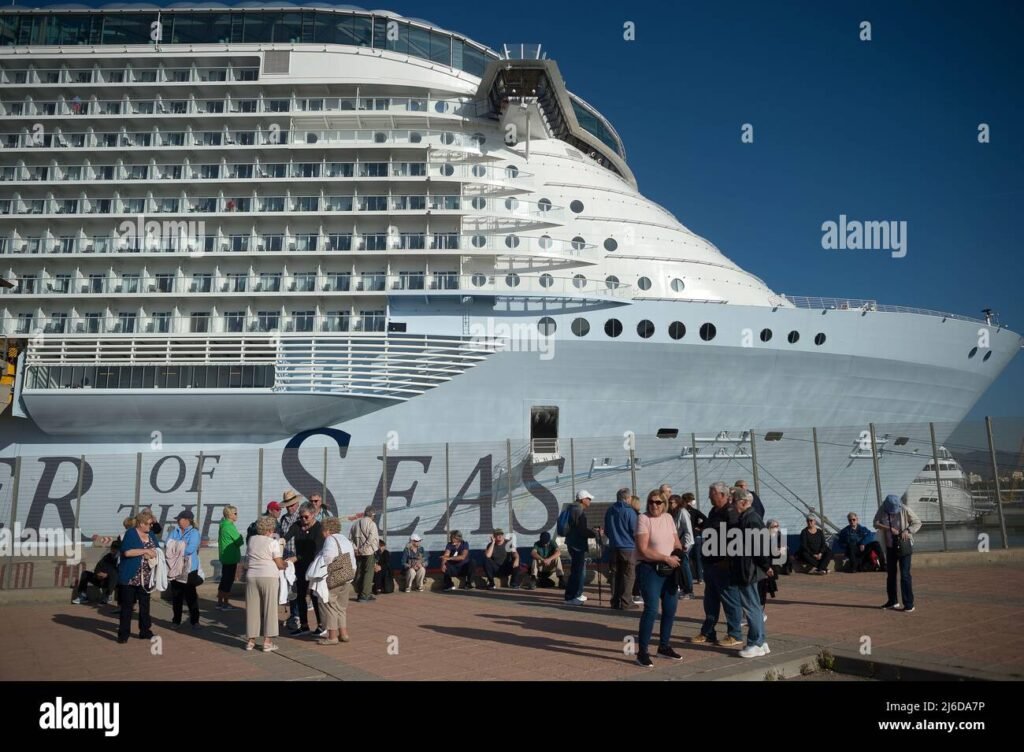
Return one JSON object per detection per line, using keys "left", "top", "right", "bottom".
{"left": 564, "top": 490, "right": 601, "bottom": 605}
{"left": 400, "top": 534, "right": 428, "bottom": 592}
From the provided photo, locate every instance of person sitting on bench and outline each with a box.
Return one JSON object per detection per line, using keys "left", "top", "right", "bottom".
{"left": 837, "top": 513, "right": 886, "bottom": 571}
{"left": 72, "top": 541, "right": 120, "bottom": 604}
{"left": 482, "top": 528, "right": 521, "bottom": 589}
{"left": 441, "top": 530, "right": 474, "bottom": 591}
{"left": 797, "top": 516, "right": 832, "bottom": 574}
{"left": 525, "top": 532, "right": 564, "bottom": 589}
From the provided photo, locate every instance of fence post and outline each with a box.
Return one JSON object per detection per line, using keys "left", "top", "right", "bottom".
{"left": 812, "top": 428, "right": 825, "bottom": 524}
{"left": 133, "top": 452, "right": 142, "bottom": 516}
{"left": 5, "top": 456, "right": 20, "bottom": 591}
{"left": 928, "top": 422, "right": 949, "bottom": 551}
{"left": 569, "top": 437, "right": 576, "bottom": 500}
{"left": 381, "top": 442, "right": 389, "bottom": 538}
{"left": 322, "top": 446, "right": 328, "bottom": 511}
{"left": 629, "top": 444, "right": 637, "bottom": 499}
{"left": 869, "top": 423, "right": 883, "bottom": 508}
{"left": 506, "top": 439, "right": 513, "bottom": 533}
{"left": 256, "top": 448, "right": 264, "bottom": 519}
{"left": 691, "top": 433, "right": 700, "bottom": 511}
{"left": 444, "top": 442, "right": 451, "bottom": 538}
{"left": 749, "top": 429, "right": 760, "bottom": 497}
{"left": 196, "top": 450, "right": 204, "bottom": 543}
{"left": 74, "top": 454, "right": 85, "bottom": 538}
{"left": 985, "top": 416, "right": 1010, "bottom": 549}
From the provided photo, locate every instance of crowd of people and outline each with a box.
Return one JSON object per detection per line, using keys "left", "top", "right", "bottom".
{"left": 76, "top": 480, "right": 922, "bottom": 663}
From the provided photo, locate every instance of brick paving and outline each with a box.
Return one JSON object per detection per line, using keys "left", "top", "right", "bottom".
{"left": 1, "top": 563, "right": 1022, "bottom": 681}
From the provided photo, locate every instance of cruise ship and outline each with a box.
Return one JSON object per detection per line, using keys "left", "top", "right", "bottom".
{"left": 1, "top": 3, "right": 1020, "bottom": 543}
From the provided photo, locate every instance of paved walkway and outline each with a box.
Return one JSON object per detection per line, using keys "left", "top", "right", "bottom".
{"left": 2, "top": 563, "right": 1022, "bottom": 681}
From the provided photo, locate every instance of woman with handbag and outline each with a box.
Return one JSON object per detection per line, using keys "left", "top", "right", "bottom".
{"left": 318, "top": 517, "right": 356, "bottom": 645}
{"left": 244, "top": 515, "right": 296, "bottom": 652}
{"left": 873, "top": 494, "right": 922, "bottom": 612}
{"left": 634, "top": 489, "right": 684, "bottom": 668}
{"left": 116, "top": 510, "right": 160, "bottom": 643}
{"left": 167, "top": 510, "right": 203, "bottom": 629}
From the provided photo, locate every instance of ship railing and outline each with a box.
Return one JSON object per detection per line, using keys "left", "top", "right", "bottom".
{"left": 785, "top": 296, "right": 988, "bottom": 325}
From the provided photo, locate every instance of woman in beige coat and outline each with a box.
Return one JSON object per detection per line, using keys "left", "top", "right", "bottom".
{"left": 873, "top": 494, "right": 922, "bottom": 612}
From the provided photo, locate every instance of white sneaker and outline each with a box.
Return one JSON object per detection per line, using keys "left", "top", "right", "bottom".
{"left": 762, "top": 613, "right": 768, "bottom": 622}
{"left": 565, "top": 596, "right": 586, "bottom": 606}
{"left": 739, "top": 644, "right": 767, "bottom": 658}
{"left": 632, "top": 596, "right": 644, "bottom": 605}
{"left": 761, "top": 643, "right": 770, "bottom": 654}
{"left": 578, "top": 594, "right": 588, "bottom": 602}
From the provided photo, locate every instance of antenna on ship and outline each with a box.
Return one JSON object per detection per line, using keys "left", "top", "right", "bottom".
{"left": 982, "top": 308, "right": 995, "bottom": 325}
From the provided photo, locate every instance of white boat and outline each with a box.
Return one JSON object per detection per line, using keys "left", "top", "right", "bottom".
{"left": 0, "top": 4, "right": 1020, "bottom": 546}
{"left": 903, "top": 448, "right": 978, "bottom": 524}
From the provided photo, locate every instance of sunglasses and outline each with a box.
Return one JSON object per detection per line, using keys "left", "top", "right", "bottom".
{"left": 650, "top": 500, "right": 665, "bottom": 506}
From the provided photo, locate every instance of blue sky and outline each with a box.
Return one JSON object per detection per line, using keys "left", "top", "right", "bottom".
{"left": 23, "top": 0, "right": 1024, "bottom": 417}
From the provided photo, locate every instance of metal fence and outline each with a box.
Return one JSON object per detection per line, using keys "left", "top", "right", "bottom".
{"left": 1, "top": 416, "right": 1021, "bottom": 588}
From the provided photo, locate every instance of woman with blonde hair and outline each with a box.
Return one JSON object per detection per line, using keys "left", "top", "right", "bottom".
{"left": 634, "top": 489, "right": 684, "bottom": 667}
{"left": 243, "top": 514, "right": 294, "bottom": 652}
{"left": 317, "top": 516, "right": 356, "bottom": 645}
{"left": 116, "top": 511, "right": 159, "bottom": 644}
{"left": 217, "top": 505, "right": 244, "bottom": 610}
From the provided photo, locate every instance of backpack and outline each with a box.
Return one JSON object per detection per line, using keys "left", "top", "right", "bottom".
{"left": 556, "top": 504, "right": 573, "bottom": 537}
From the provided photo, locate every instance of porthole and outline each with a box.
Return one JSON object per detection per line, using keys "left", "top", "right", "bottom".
{"left": 760, "top": 328, "right": 772, "bottom": 343}
{"left": 440, "top": 163, "right": 454, "bottom": 177}
{"left": 604, "top": 238, "right": 618, "bottom": 252}
{"left": 570, "top": 318, "right": 590, "bottom": 337}
{"left": 505, "top": 197, "right": 519, "bottom": 211}
{"left": 537, "top": 317, "right": 556, "bottom": 336}
{"left": 571, "top": 236, "right": 586, "bottom": 251}
{"left": 505, "top": 235, "right": 520, "bottom": 249}
{"left": 669, "top": 321, "right": 686, "bottom": 340}
{"left": 538, "top": 235, "right": 553, "bottom": 250}
{"left": 787, "top": 330, "right": 800, "bottom": 344}
{"left": 814, "top": 332, "right": 826, "bottom": 346}
{"left": 539, "top": 273, "right": 553, "bottom": 288}
{"left": 569, "top": 200, "right": 584, "bottom": 214}
{"left": 471, "top": 273, "right": 486, "bottom": 287}
{"left": 637, "top": 320, "right": 655, "bottom": 338}
{"left": 637, "top": 277, "right": 652, "bottom": 291}
{"left": 373, "top": 131, "right": 387, "bottom": 143}
{"left": 410, "top": 131, "right": 422, "bottom": 143}
{"left": 472, "top": 132, "right": 486, "bottom": 146}
{"left": 671, "top": 278, "right": 685, "bottom": 292}
{"left": 441, "top": 132, "right": 455, "bottom": 145}
{"left": 605, "top": 318, "right": 623, "bottom": 338}
{"left": 505, "top": 165, "right": 519, "bottom": 179}
{"left": 471, "top": 196, "right": 487, "bottom": 210}
{"left": 505, "top": 272, "right": 520, "bottom": 287}
{"left": 572, "top": 274, "right": 587, "bottom": 289}
{"left": 472, "top": 164, "right": 487, "bottom": 177}
{"left": 983, "top": 350, "right": 992, "bottom": 361}
{"left": 538, "top": 198, "right": 552, "bottom": 212}
{"left": 699, "top": 323, "right": 716, "bottom": 341}
{"left": 435, "top": 101, "right": 450, "bottom": 114}
{"left": 471, "top": 235, "right": 486, "bottom": 248}
{"left": 605, "top": 275, "right": 620, "bottom": 289}
{"left": 968, "top": 347, "right": 978, "bottom": 359}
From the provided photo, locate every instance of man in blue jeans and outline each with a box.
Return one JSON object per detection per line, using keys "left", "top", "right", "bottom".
{"left": 731, "top": 490, "right": 770, "bottom": 658}
{"left": 564, "top": 490, "right": 601, "bottom": 606}
{"left": 693, "top": 481, "right": 743, "bottom": 647}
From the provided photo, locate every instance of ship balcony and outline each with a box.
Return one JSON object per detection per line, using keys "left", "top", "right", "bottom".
{"left": 0, "top": 64, "right": 259, "bottom": 87}
{"left": 0, "top": 273, "right": 629, "bottom": 305}
{"left": 0, "top": 127, "right": 488, "bottom": 154}
{"left": 0, "top": 94, "right": 489, "bottom": 121}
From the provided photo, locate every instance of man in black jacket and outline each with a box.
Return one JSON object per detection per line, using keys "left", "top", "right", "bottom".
{"left": 694, "top": 482, "right": 744, "bottom": 647}
{"left": 732, "top": 491, "right": 771, "bottom": 658}
{"left": 564, "top": 491, "right": 601, "bottom": 605}
{"left": 284, "top": 502, "right": 324, "bottom": 636}
{"left": 797, "top": 516, "right": 832, "bottom": 574}
{"left": 72, "top": 541, "right": 120, "bottom": 605}
{"left": 735, "top": 480, "right": 764, "bottom": 519}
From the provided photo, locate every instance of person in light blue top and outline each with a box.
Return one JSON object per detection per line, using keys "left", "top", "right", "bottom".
{"left": 168, "top": 509, "right": 202, "bottom": 628}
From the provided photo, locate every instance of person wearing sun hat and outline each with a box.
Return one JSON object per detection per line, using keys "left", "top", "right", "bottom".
{"left": 277, "top": 490, "right": 304, "bottom": 628}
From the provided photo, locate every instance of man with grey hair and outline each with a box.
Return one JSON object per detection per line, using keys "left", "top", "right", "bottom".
{"left": 734, "top": 480, "right": 765, "bottom": 519}
{"left": 693, "top": 482, "right": 743, "bottom": 647}
{"left": 283, "top": 501, "right": 324, "bottom": 636}
{"left": 350, "top": 505, "right": 380, "bottom": 602}
{"left": 604, "top": 487, "right": 638, "bottom": 609}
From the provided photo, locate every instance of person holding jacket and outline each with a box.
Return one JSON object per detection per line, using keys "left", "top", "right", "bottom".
{"left": 731, "top": 491, "right": 771, "bottom": 658}
{"left": 563, "top": 490, "right": 601, "bottom": 606}
{"left": 167, "top": 510, "right": 202, "bottom": 629}
{"left": 217, "top": 505, "right": 244, "bottom": 610}
{"left": 874, "top": 494, "right": 922, "bottom": 612}
{"left": 116, "top": 511, "right": 160, "bottom": 643}
{"left": 837, "top": 512, "right": 886, "bottom": 572}
{"left": 604, "top": 487, "right": 637, "bottom": 610}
